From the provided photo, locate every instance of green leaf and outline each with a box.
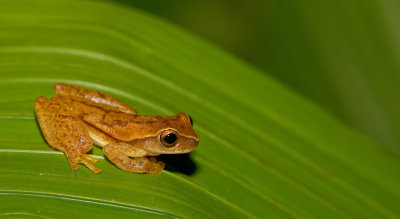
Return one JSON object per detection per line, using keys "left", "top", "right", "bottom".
{"left": 0, "top": 0, "right": 399, "bottom": 218}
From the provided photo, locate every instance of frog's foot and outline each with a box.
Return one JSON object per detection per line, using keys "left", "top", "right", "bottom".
{"left": 67, "top": 153, "right": 102, "bottom": 174}
{"left": 103, "top": 143, "right": 165, "bottom": 174}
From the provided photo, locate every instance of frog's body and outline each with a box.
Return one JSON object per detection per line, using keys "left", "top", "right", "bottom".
{"left": 34, "top": 83, "right": 199, "bottom": 174}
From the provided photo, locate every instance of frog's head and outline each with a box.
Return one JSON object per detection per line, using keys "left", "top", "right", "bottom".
{"left": 143, "top": 113, "right": 199, "bottom": 154}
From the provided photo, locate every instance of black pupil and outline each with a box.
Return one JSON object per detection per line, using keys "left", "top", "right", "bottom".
{"left": 164, "top": 133, "right": 177, "bottom": 144}
{"left": 189, "top": 115, "right": 193, "bottom": 126}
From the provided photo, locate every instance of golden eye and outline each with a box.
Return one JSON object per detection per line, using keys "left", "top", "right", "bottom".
{"left": 160, "top": 129, "right": 178, "bottom": 147}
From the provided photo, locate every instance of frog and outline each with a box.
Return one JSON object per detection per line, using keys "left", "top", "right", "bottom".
{"left": 34, "top": 83, "right": 199, "bottom": 174}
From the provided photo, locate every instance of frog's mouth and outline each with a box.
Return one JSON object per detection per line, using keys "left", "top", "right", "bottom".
{"left": 141, "top": 135, "right": 196, "bottom": 154}
{"left": 160, "top": 136, "right": 199, "bottom": 154}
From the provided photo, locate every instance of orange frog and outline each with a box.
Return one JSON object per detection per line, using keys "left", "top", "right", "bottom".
{"left": 34, "top": 83, "right": 199, "bottom": 174}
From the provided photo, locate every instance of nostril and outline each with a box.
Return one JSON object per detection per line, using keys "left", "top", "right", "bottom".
{"left": 188, "top": 115, "right": 193, "bottom": 126}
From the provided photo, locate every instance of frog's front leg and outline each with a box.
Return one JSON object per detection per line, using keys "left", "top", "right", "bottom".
{"left": 103, "top": 142, "right": 165, "bottom": 174}
{"left": 35, "top": 96, "right": 102, "bottom": 174}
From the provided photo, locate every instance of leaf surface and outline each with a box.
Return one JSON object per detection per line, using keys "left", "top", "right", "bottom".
{"left": 0, "top": 0, "right": 399, "bottom": 218}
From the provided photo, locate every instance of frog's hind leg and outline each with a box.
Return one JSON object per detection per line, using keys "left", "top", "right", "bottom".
{"left": 66, "top": 153, "right": 101, "bottom": 174}
{"left": 34, "top": 96, "right": 102, "bottom": 174}
{"left": 54, "top": 83, "right": 137, "bottom": 115}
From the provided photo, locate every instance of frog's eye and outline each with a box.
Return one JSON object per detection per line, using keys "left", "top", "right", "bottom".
{"left": 160, "top": 129, "right": 178, "bottom": 147}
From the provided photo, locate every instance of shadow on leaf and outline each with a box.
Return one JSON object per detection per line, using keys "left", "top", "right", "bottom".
{"left": 158, "top": 153, "right": 197, "bottom": 176}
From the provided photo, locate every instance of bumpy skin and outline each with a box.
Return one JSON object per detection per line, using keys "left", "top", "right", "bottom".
{"left": 34, "top": 83, "right": 199, "bottom": 174}
{"left": 35, "top": 96, "right": 102, "bottom": 173}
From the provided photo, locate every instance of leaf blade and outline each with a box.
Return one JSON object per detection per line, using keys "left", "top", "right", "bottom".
{"left": 0, "top": 0, "right": 399, "bottom": 218}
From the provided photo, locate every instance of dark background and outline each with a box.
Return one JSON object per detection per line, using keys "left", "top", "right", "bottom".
{"left": 109, "top": 0, "right": 400, "bottom": 154}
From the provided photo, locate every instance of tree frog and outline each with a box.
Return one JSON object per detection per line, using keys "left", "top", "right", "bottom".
{"left": 34, "top": 83, "right": 199, "bottom": 174}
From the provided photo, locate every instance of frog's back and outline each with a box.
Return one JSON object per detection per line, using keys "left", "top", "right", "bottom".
{"left": 54, "top": 83, "right": 137, "bottom": 115}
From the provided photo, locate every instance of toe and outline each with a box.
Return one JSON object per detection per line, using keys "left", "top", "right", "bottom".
{"left": 82, "top": 154, "right": 99, "bottom": 163}
{"left": 79, "top": 155, "right": 102, "bottom": 174}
